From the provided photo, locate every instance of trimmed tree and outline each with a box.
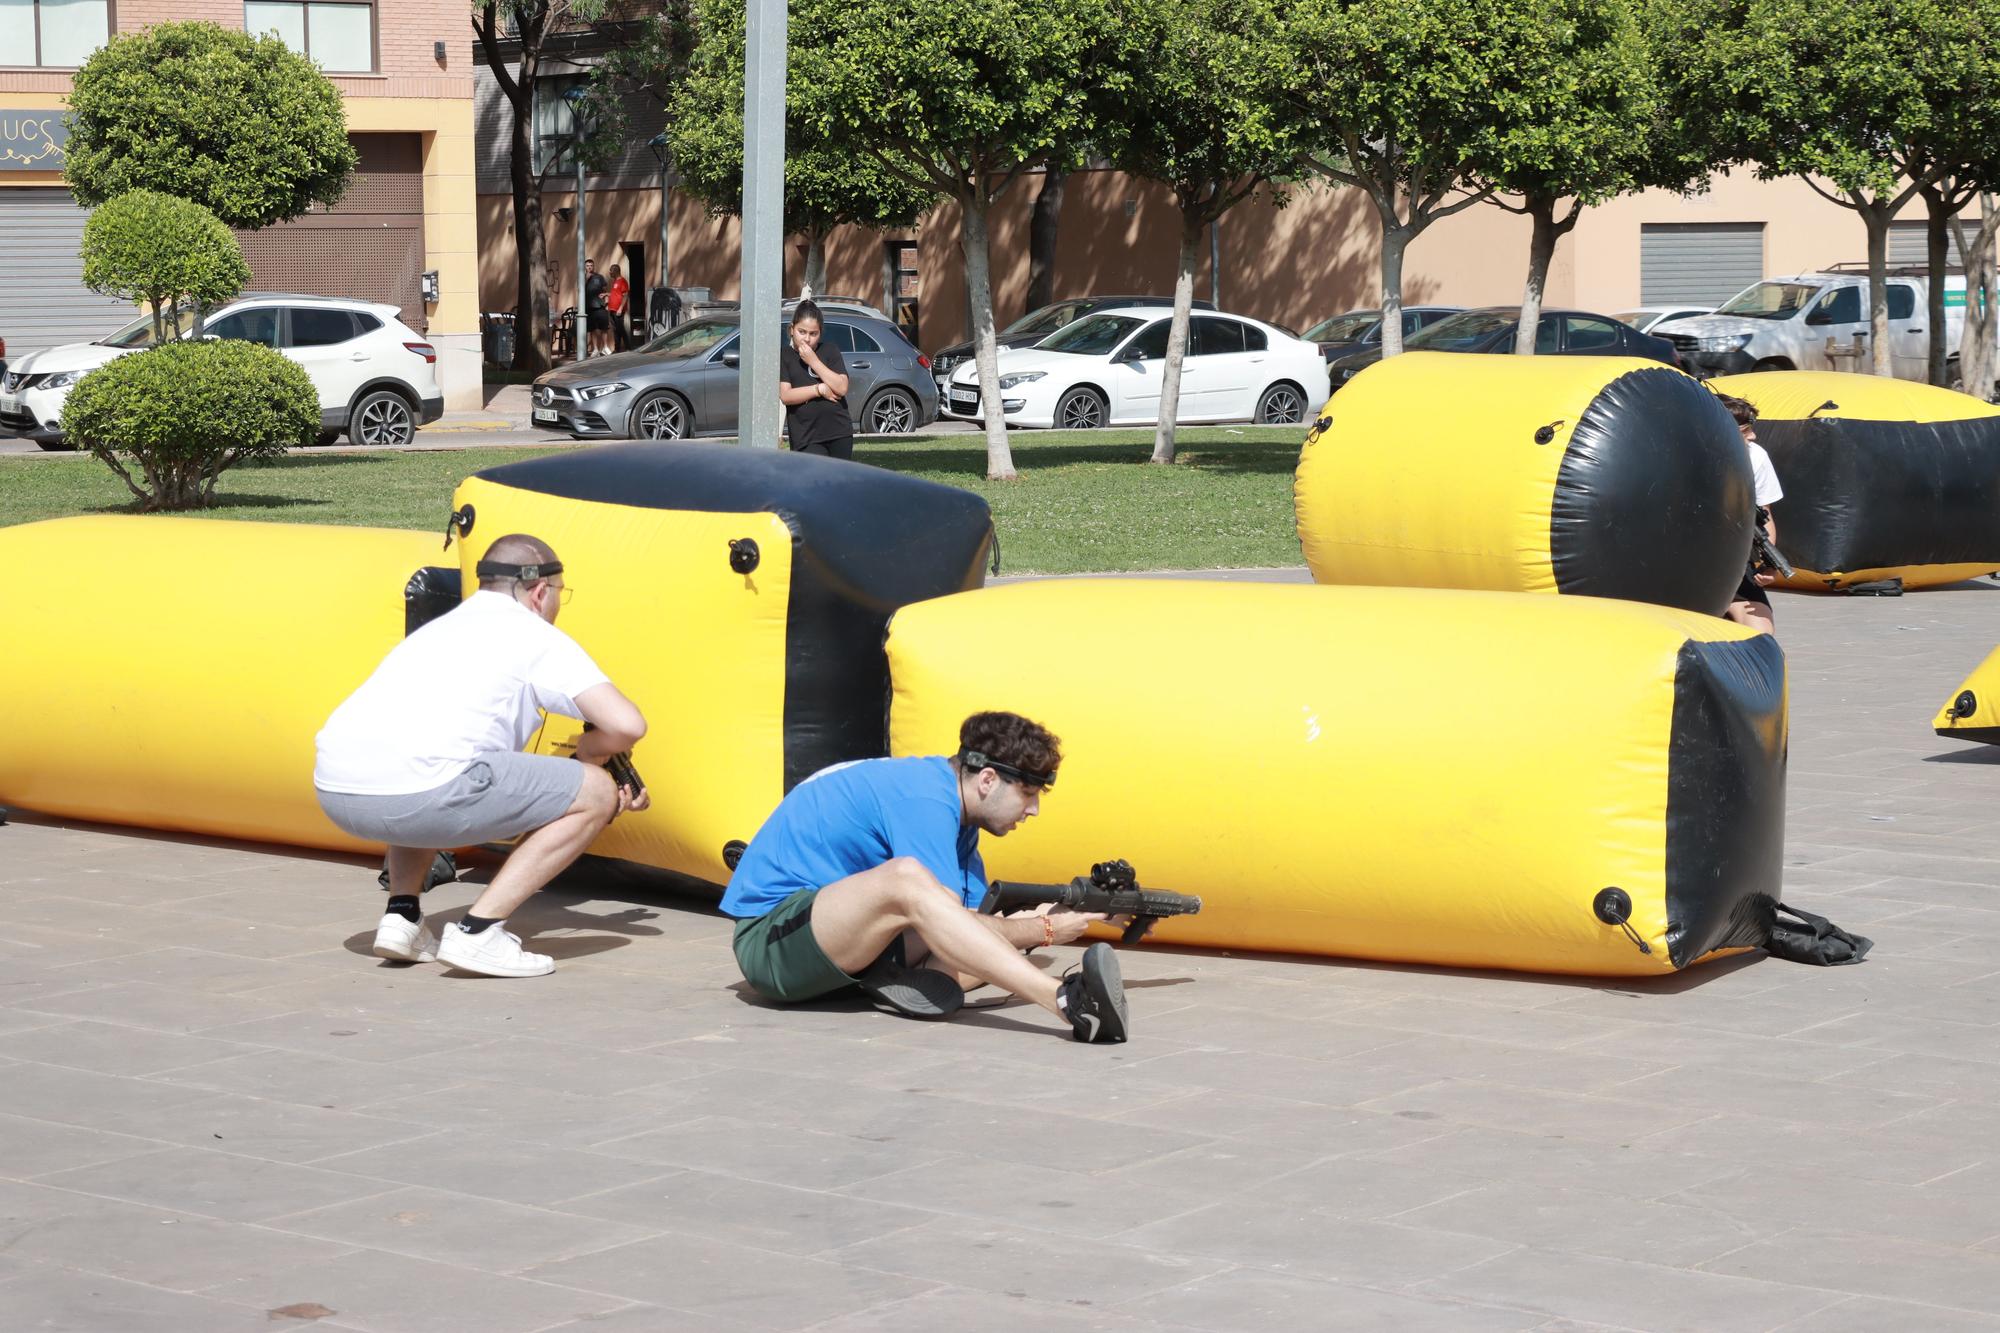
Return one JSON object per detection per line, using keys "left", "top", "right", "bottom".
{"left": 1283, "top": 0, "right": 1546, "bottom": 357}
{"left": 1908, "top": 0, "right": 2000, "bottom": 386}
{"left": 1681, "top": 0, "right": 1958, "bottom": 376}
{"left": 79, "top": 192, "right": 251, "bottom": 342}
{"left": 64, "top": 21, "right": 357, "bottom": 229}
{"left": 61, "top": 340, "right": 318, "bottom": 511}
{"left": 1101, "top": 0, "right": 1299, "bottom": 462}
{"left": 791, "top": 0, "right": 1115, "bottom": 479}
{"left": 666, "top": 0, "right": 935, "bottom": 296}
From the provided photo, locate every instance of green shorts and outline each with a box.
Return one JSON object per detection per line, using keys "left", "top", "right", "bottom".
{"left": 732, "top": 888, "right": 860, "bottom": 1002}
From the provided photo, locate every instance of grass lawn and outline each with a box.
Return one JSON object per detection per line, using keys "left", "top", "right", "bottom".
{"left": 0, "top": 426, "right": 1309, "bottom": 574}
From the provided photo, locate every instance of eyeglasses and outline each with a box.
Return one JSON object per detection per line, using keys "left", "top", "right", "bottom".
{"left": 550, "top": 583, "right": 574, "bottom": 606}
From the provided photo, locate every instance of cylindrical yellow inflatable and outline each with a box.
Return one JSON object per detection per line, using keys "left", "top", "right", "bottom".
{"left": 887, "top": 579, "right": 1786, "bottom": 977}
{"left": 1934, "top": 645, "right": 2000, "bottom": 744}
{"left": 1710, "top": 370, "right": 2000, "bottom": 590}
{"left": 0, "top": 517, "right": 437, "bottom": 850}
{"left": 1297, "top": 352, "right": 1753, "bottom": 615}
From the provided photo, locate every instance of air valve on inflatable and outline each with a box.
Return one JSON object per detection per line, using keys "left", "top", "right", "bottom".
{"left": 728, "top": 538, "right": 760, "bottom": 574}
{"left": 1955, "top": 690, "right": 1979, "bottom": 719}
{"left": 1592, "top": 886, "right": 1651, "bottom": 956}
{"left": 442, "top": 504, "right": 476, "bottom": 551}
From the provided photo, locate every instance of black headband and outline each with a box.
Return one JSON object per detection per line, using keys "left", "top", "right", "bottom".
{"left": 960, "top": 749, "right": 1055, "bottom": 790}
{"left": 477, "top": 559, "right": 563, "bottom": 582}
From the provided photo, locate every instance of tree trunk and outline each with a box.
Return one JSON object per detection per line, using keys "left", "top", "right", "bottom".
{"left": 961, "top": 200, "right": 1018, "bottom": 480}
{"left": 1863, "top": 204, "right": 1892, "bottom": 376}
{"left": 1151, "top": 211, "right": 1204, "bottom": 465}
{"left": 1956, "top": 194, "right": 2000, "bottom": 400}
{"left": 1922, "top": 189, "right": 1955, "bottom": 385}
{"left": 1378, "top": 220, "right": 1410, "bottom": 358}
{"left": 801, "top": 230, "right": 828, "bottom": 296}
{"left": 507, "top": 93, "right": 552, "bottom": 374}
{"left": 1515, "top": 196, "right": 1561, "bottom": 355}
{"left": 1026, "top": 168, "right": 1067, "bottom": 312}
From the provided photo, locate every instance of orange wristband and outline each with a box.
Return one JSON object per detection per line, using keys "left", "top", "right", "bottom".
{"left": 1041, "top": 916, "right": 1056, "bottom": 949}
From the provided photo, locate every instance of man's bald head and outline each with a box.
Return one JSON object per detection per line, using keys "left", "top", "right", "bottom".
{"left": 478, "top": 534, "right": 560, "bottom": 591}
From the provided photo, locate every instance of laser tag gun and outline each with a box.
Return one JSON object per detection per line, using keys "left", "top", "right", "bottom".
{"left": 978, "top": 858, "right": 1202, "bottom": 945}
{"left": 1749, "top": 505, "right": 1794, "bottom": 581}
{"left": 580, "top": 722, "right": 645, "bottom": 796}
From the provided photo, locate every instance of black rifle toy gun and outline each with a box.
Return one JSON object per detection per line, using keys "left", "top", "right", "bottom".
{"left": 978, "top": 858, "right": 1202, "bottom": 945}
{"left": 580, "top": 722, "right": 645, "bottom": 795}
{"left": 1750, "top": 506, "right": 1794, "bottom": 581}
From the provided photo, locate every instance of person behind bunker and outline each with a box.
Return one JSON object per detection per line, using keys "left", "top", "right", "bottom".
{"left": 778, "top": 298, "right": 855, "bottom": 460}
{"left": 720, "top": 710, "right": 1133, "bottom": 1042}
{"left": 1716, "top": 393, "right": 1784, "bottom": 637}
{"left": 313, "top": 534, "right": 650, "bottom": 977}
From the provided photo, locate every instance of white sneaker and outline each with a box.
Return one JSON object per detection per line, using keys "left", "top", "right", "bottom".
{"left": 372, "top": 912, "right": 438, "bottom": 963}
{"left": 436, "top": 923, "right": 554, "bottom": 978}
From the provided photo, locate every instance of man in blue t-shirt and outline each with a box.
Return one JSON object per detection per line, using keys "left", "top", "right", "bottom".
{"left": 721, "top": 710, "right": 1131, "bottom": 1043}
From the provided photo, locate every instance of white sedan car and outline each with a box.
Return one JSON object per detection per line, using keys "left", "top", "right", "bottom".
{"left": 942, "top": 307, "right": 1329, "bottom": 429}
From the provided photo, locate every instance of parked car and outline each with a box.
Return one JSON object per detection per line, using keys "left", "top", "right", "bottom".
{"left": 1301, "top": 306, "right": 1462, "bottom": 361}
{"left": 1653, "top": 270, "right": 1986, "bottom": 382}
{"left": 530, "top": 308, "right": 938, "bottom": 440}
{"left": 941, "top": 307, "right": 1327, "bottom": 429}
{"left": 0, "top": 294, "right": 442, "bottom": 451}
{"left": 1326, "top": 307, "right": 1677, "bottom": 388}
{"left": 928, "top": 295, "right": 1216, "bottom": 393}
{"left": 1616, "top": 304, "right": 1714, "bottom": 334}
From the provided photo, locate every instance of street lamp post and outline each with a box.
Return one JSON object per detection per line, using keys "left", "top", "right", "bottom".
{"left": 565, "top": 85, "right": 592, "bottom": 362}
{"left": 647, "top": 132, "right": 672, "bottom": 336}
{"left": 738, "top": 0, "right": 786, "bottom": 448}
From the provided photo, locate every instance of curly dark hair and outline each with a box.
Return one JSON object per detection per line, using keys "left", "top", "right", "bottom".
{"left": 959, "top": 710, "right": 1061, "bottom": 781}
{"left": 1713, "top": 392, "right": 1759, "bottom": 428}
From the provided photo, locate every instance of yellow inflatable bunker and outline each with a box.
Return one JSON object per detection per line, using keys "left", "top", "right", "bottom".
{"left": 1709, "top": 370, "right": 2000, "bottom": 591}
{"left": 0, "top": 517, "right": 438, "bottom": 850}
{"left": 441, "top": 443, "right": 992, "bottom": 882}
{"left": 1297, "top": 352, "right": 1754, "bottom": 615}
{"left": 1934, "top": 645, "right": 2000, "bottom": 745}
{"left": 887, "top": 579, "right": 1786, "bottom": 976}
{"left": 0, "top": 447, "right": 994, "bottom": 883}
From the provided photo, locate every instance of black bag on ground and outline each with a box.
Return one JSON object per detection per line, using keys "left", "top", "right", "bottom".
{"left": 1764, "top": 902, "right": 1873, "bottom": 965}
{"left": 376, "top": 850, "right": 458, "bottom": 894}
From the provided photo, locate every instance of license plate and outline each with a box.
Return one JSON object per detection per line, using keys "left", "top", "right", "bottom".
{"left": 951, "top": 394, "right": 978, "bottom": 413}
{"left": 0, "top": 393, "right": 16, "bottom": 413}
{"left": 532, "top": 407, "right": 559, "bottom": 423}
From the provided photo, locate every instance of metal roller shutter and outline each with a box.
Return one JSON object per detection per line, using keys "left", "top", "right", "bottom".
{"left": 235, "top": 134, "right": 427, "bottom": 332}
{"left": 0, "top": 188, "right": 142, "bottom": 356}
{"left": 1640, "top": 223, "right": 1766, "bottom": 305}
{"left": 1888, "top": 221, "right": 1963, "bottom": 269}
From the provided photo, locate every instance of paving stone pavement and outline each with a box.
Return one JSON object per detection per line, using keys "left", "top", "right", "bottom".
{"left": 2, "top": 577, "right": 1999, "bottom": 1331}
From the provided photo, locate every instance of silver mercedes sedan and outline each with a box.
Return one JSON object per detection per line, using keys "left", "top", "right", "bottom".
{"left": 529, "top": 308, "right": 940, "bottom": 441}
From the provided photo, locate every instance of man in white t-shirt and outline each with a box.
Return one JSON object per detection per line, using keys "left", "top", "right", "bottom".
{"left": 1716, "top": 394, "right": 1784, "bottom": 637}
{"left": 315, "top": 533, "right": 649, "bottom": 977}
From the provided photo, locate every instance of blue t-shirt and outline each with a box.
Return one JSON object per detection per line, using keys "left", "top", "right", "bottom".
{"left": 720, "top": 755, "right": 987, "bottom": 919}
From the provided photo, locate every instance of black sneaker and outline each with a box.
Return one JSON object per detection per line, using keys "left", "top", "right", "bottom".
{"left": 855, "top": 940, "right": 964, "bottom": 1020}
{"left": 1060, "top": 941, "right": 1130, "bottom": 1043}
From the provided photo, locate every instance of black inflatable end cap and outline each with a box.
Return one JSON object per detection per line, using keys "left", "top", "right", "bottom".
{"left": 723, "top": 840, "right": 749, "bottom": 871}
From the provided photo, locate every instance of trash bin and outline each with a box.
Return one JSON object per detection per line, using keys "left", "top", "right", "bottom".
{"left": 481, "top": 313, "right": 516, "bottom": 367}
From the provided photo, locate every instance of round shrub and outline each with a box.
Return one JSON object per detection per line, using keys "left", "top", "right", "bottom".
{"left": 61, "top": 340, "right": 319, "bottom": 511}
{"left": 80, "top": 191, "right": 251, "bottom": 341}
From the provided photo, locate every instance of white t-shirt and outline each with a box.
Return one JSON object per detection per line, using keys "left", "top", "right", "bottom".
{"left": 314, "top": 590, "right": 610, "bottom": 796}
{"left": 1747, "top": 440, "right": 1783, "bottom": 507}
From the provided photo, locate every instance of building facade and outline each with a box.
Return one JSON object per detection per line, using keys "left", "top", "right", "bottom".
{"left": 0, "top": 0, "right": 481, "bottom": 408}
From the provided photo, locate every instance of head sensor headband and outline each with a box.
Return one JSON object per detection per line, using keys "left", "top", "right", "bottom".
{"left": 960, "top": 749, "right": 1055, "bottom": 790}
{"left": 476, "top": 559, "right": 564, "bottom": 582}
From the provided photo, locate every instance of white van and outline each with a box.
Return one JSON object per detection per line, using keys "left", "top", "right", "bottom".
{"left": 1656, "top": 269, "right": 1988, "bottom": 387}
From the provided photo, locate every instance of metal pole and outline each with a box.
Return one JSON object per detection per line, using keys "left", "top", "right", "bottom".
{"left": 738, "top": 0, "right": 787, "bottom": 448}
{"left": 659, "top": 171, "right": 671, "bottom": 297}
{"left": 1210, "top": 217, "right": 1221, "bottom": 308}
{"left": 575, "top": 152, "right": 589, "bottom": 362}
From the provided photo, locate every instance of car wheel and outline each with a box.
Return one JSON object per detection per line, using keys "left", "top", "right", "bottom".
{"left": 1055, "top": 386, "right": 1107, "bottom": 431}
{"left": 863, "top": 386, "right": 918, "bottom": 434}
{"left": 347, "top": 389, "right": 416, "bottom": 447}
{"left": 628, "top": 390, "right": 690, "bottom": 440}
{"left": 1254, "top": 382, "right": 1307, "bottom": 425}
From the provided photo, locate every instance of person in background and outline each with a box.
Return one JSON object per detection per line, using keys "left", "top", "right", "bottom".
{"left": 778, "top": 298, "right": 855, "bottom": 460}
{"left": 584, "top": 259, "right": 611, "bottom": 356}
{"left": 606, "top": 264, "right": 631, "bottom": 352}
{"left": 1717, "top": 392, "right": 1784, "bottom": 637}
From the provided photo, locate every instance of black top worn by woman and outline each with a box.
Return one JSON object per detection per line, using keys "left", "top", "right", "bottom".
{"left": 780, "top": 340, "right": 854, "bottom": 459}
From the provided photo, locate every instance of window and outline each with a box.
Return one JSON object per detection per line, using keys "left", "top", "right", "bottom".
{"left": 1534, "top": 315, "right": 1559, "bottom": 354}
{"left": 1242, "top": 324, "right": 1267, "bottom": 352}
{"left": 353, "top": 312, "right": 384, "bottom": 334}
{"left": 1, "top": 0, "right": 111, "bottom": 67}
{"left": 1123, "top": 320, "right": 1170, "bottom": 361}
{"left": 812, "top": 323, "right": 855, "bottom": 354}
{"left": 1191, "top": 318, "right": 1244, "bottom": 357}
{"left": 244, "top": 2, "right": 373, "bottom": 72}
{"left": 287, "top": 308, "right": 358, "bottom": 346}
{"left": 850, "top": 327, "right": 883, "bottom": 354}
{"left": 1564, "top": 316, "right": 1619, "bottom": 350}
{"left": 208, "top": 308, "right": 282, "bottom": 348}
{"left": 534, "top": 74, "right": 589, "bottom": 175}
{"left": 1887, "top": 285, "right": 1917, "bottom": 320}
{"left": 1809, "top": 286, "right": 1861, "bottom": 326}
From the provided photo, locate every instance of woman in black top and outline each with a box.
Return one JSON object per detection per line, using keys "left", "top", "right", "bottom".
{"left": 777, "top": 299, "right": 854, "bottom": 460}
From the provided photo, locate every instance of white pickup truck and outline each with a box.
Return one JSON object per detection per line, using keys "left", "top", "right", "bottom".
{"left": 1656, "top": 270, "right": 1986, "bottom": 386}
